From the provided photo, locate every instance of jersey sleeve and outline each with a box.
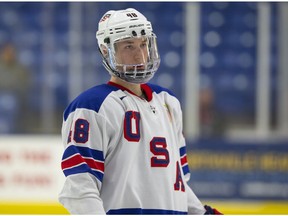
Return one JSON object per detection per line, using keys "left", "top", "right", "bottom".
{"left": 171, "top": 96, "right": 206, "bottom": 214}
{"left": 171, "top": 97, "right": 191, "bottom": 181}
{"left": 59, "top": 107, "right": 115, "bottom": 214}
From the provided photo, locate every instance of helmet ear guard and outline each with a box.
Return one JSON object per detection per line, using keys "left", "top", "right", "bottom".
{"left": 96, "top": 8, "right": 160, "bottom": 84}
{"left": 98, "top": 44, "right": 121, "bottom": 79}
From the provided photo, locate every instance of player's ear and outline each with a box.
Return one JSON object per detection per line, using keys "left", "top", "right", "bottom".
{"left": 100, "top": 44, "right": 108, "bottom": 58}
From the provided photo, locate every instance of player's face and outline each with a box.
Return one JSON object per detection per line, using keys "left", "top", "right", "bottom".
{"left": 114, "top": 37, "right": 149, "bottom": 71}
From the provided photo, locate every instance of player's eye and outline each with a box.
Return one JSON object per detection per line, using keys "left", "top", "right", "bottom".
{"left": 124, "top": 44, "right": 134, "bottom": 50}
{"left": 140, "top": 43, "right": 147, "bottom": 48}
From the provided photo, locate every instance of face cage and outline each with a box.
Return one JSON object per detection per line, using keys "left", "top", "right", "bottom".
{"left": 103, "top": 35, "right": 160, "bottom": 84}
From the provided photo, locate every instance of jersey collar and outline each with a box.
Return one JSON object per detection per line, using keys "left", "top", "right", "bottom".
{"left": 107, "top": 81, "right": 153, "bottom": 102}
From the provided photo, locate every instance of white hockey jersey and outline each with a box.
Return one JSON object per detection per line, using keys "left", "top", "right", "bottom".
{"left": 59, "top": 81, "right": 206, "bottom": 215}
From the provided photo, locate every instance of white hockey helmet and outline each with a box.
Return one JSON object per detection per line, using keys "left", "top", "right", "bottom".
{"left": 96, "top": 8, "right": 160, "bottom": 84}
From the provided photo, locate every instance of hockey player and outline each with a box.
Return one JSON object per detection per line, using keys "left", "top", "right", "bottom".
{"left": 59, "top": 8, "right": 222, "bottom": 215}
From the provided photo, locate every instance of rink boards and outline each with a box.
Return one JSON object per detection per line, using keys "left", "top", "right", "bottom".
{"left": 0, "top": 136, "right": 287, "bottom": 214}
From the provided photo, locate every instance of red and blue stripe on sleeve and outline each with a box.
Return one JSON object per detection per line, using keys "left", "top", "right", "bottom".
{"left": 179, "top": 146, "right": 190, "bottom": 176}
{"left": 61, "top": 145, "right": 105, "bottom": 182}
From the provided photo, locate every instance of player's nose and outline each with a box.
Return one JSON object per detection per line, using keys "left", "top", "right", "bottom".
{"left": 134, "top": 47, "right": 146, "bottom": 63}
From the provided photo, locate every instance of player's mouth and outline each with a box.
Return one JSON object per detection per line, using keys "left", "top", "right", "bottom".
{"left": 125, "top": 65, "right": 145, "bottom": 71}
{"left": 136, "top": 65, "right": 145, "bottom": 70}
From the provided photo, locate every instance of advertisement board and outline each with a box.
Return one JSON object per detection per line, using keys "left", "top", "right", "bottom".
{"left": 0, "top": 135, "right": 68, "bottom": 214}
{"left": 187, "top": 138, "right": 288, "bottom": 200}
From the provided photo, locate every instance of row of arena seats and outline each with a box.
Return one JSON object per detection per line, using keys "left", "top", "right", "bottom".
{"left": 0, "top": 2, "right": 279, "bottom": 133}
